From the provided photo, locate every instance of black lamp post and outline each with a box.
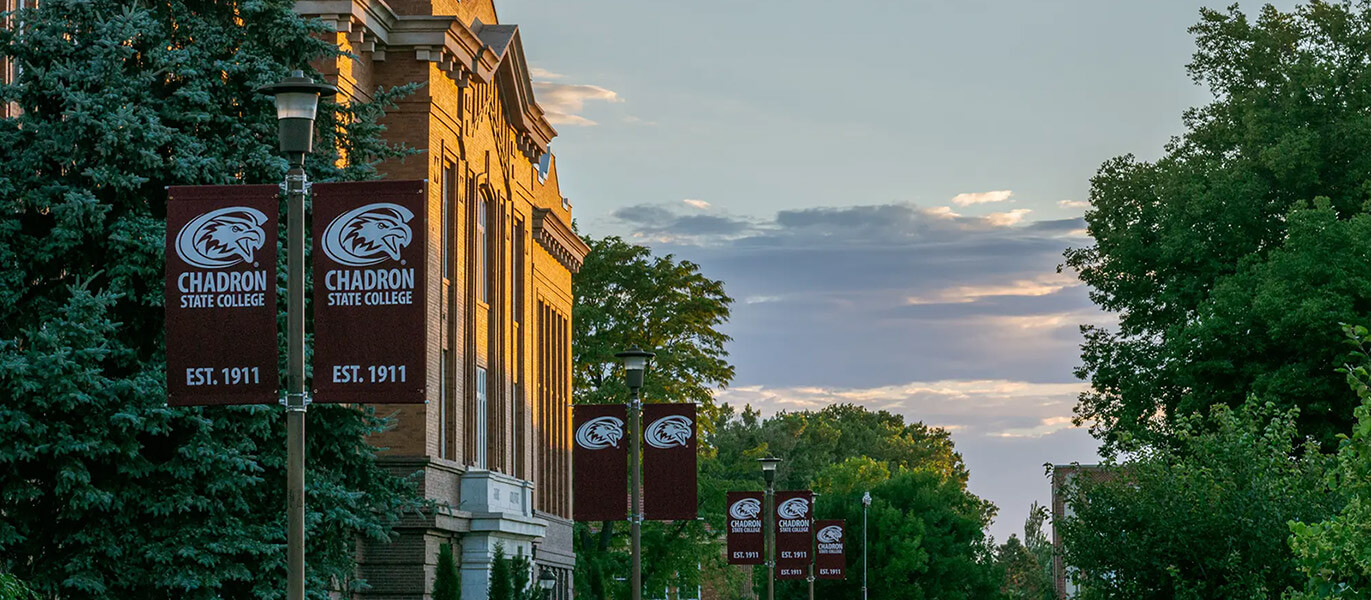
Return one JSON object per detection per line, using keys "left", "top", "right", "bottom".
{"left": 862, "top": 490, "right": 872, "bottom": 600}
{"left": 615, "top": 347, "right": 655, "bottom": 600}
{"left": 538, "top": 568, "right": 557, "bottom": 598}
{"left": 256, "top": 70, "right": 337, "bottom": 600}
{"left": 759, "top": 456, "right": 782, "bottom": 600}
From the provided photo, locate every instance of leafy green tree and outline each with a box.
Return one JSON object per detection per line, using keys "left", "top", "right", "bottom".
{"left": 704, "top": 404, "right": 995, "bottom": 600}
{"left": 1064, "top": 1, "right": 1371, "bottom": 450}
{"left": 571, "top": 235, "right": 734, "bottom": 419}
{"left": 433, "top": 543, "right": 461, "bottom": 600}
{"left": 993, "top": 504, "right": 1054, "bottom": 600}
{"left": 1057, "top": 399, "right": 1340, "bottom": 599}
{"left": 815, "top": 466, "right": 1000, "bottom": 600}
{"left": 1287, "top": 325, "right": 1371, "bottom": 599}
{"left": 0, "top": 573, "right": 36, "bottom": 600}
{"left": 0, "top": 0, "right": 420, "bottom": 597}
{"left": 570, "top": 234, "right": 736, "bottom": 599}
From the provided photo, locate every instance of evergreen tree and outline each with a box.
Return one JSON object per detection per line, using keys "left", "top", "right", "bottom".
{"left": 489, "top": 545, "right": 513, "bottom": 600}
{"left": 433, "top": 543, "right": 461, "bottom": 600}
{"left": 0, "top": 0, "right": 421, "bottom": 597}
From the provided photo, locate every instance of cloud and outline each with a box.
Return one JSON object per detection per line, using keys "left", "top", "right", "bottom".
{"left": 905, "top": 272, "right": 1080, "bottom": 305}
{"left": 533, "top": 81, "right": 624, "bottom": 127}
{"left": 718, "top": 378, "right": 1088, "bottom": 439}
{"left": 952, "top": 190, "right": 1014, "bottom": 206}
{"left": 986, "top": 208, "right": 1032, "bottom": 226}
{"left": 1059, "top": 199, "right": 1091, "bottom": 209}
{"left": 682, "top": 198, "right": 712, "bottom": 210}
{"left": 529, "top": 67, "right": 564, "bottom": 80}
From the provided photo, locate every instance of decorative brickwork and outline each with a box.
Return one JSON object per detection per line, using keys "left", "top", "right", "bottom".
{"left": 301, "top": 0, "right": 587, "bottom": 596}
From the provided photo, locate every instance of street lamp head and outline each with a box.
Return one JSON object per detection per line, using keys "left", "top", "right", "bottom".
{"left": 257, "top": 70, "right": 338, "bottom": 164}
{"left": 614, "top": 347, "right": 655, "bottom": 391}
{"left": 862, "top": 491, "right": 872, "bottom": 507}
{"left": 758, "top": 456, "right": 781, "bottom": 485}
{"left": 538, "top": 568, "right": 557, "bottom": 591}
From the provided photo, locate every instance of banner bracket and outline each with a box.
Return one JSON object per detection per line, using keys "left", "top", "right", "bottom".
{"left": 281, "top": 392, "right": 312, "bottom": 412}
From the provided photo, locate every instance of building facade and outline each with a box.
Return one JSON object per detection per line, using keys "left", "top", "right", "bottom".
{"left": 299, "top": 1, "right": 587, "bottom": 597}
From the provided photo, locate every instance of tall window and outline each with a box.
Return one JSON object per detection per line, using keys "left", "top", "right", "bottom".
{"left": 477, "top": 196, "right": 489, "bottom": 304}
{"left": 512, "top": 220, "right": 525, "bottom": 477}
{"left": 476, "top": 367, "right": 488, "bottom": 469}
{"left": 439, "top": 165, "right": 453, "bottom": 459}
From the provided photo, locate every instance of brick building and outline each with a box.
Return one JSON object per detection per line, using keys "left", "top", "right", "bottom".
{"left": 1, "top": 0, "right": 585, "bottom": 595}
{"left": 299, "top": 1, "right": 587, "bottom": 598}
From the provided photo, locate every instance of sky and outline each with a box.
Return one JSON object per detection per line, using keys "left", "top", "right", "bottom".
{"left": 500, "top": 0, "right": 1298, "bottom": 542}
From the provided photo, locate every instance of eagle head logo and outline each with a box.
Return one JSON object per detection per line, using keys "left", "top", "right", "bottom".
{"left": 817, "top": 525, "right": 843, "bottom": 544}
{"left": 729, "top": 498, "right": 761, "bottom": 520}
{"left": 175, "top": 206, "right": 269, "bottom": 269}
{"left": 575, "top": 416, "right": 625, "bottom": 450}
{"left": 777, "top": 497, "right": 810, "bottom": 520}
{"left": 644, "top": 414, "right": 693, "bottom": 449}
{"left": 321, "top": 203, "right": 415, "bottom": 267}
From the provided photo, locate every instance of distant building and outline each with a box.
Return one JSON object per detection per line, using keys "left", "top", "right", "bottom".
{"left": 1050, "top": 464, "right": 1111, "bottom": 599}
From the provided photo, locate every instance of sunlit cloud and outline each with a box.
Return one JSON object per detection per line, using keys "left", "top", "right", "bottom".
{"left": 533, "top": 81, "right": 624, "bottom": 127}
{"left": 986, "top": 208, "right": 1033, "bottom": 226}
{"left": 905, "top": 272, "right": 1080, "bottom": 305}
{"left": 952, "top": 190, "right": 1014, "bottom": 206}
{"left": 1058, "top": 199, "right": 1091, "bottom": 209}
{"left": 529, "top": 66, "right": 564, "bottom": 80}
{"left": 717, "top": 379, "right": 1089, "bottom": 439}
{"left": 926, "top": 206, "right": 962, "bottom": 219}
{"left": 683, "top": 198, "right": 712, "bottom": 210}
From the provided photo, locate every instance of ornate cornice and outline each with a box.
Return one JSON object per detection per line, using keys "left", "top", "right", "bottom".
{"left": 296, "top": 0, "right": 556, "bottom": 156}
{"left": 531, "top": 208, "right": 589, "bottom": 274}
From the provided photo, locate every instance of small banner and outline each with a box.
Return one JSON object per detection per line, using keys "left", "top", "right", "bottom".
{"left": 165, "top": 185, "right": 281, "bottom": 406}
{"left": 573, "top": 404, "right": 629, "bottom": 521}
{"left": 312, "top": 180, "right": 427, "bottom": 404}
{"left": 643, "top": 403, "right": 697, "bottom": 520}
{"left": 778, "top": 565, "right": 808, "bottom": 580}
{"left": 815, "top": 519, "right": 846, "bottom": 580}
{"left": 725, "top": 491, "right": 764, "bottom": 565}
{"left": 775, "top": 490, "right": 814, "bottom": 568}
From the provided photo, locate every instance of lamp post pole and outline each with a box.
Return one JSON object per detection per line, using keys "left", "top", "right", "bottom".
{"left": 258, "top": 70, "right": 337, "bottom": 600}
{"left": 616, "top": 348, "right": 655, "bottom": 600}
{"left": 759, "top": 457, "right": 781, "bottom": 600}
{"left": 808, "top": 492, "right": 819, "bottom": 600}
{"left": 862, "top": 491, "right": 872, "bottom": 600}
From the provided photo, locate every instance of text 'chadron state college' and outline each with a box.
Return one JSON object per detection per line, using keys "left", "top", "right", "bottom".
{"left": 320, "top": 202, "right": 416, "bottom": 307}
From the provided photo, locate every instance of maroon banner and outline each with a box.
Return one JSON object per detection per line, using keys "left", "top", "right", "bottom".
{"left": 775, "top": 490, "right": 814, "bottom": 568}
{"left": 643, "top": 403, "right": 697, "bottom": 520}
{"left": 573, "top": 404, "right": 628, "bottom": 521}
{"left": 165, "top": 185, "right": 280, "bottom": 406}
{"left": 778, "top": 565, "right": 808, "bottom": 580}
{"left": 312, "top": 180, "right": 427, "bottom": 404}
{"left": 815, "top": 519, "right": 846, "bottom": 580}
{"left": 725, "top": 491, "right": 764, "bottom": 564}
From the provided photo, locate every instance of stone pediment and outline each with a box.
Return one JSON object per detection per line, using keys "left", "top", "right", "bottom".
{"left": 297, "top": 0, "right": 557, "bottom": 157}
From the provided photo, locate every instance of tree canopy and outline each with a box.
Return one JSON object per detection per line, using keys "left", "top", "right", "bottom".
{"left": 1057, "top": 399, "right": 1341, "bottom": 599}
{"left": 0, "top": 0, "right": 420, "bottom": 597}
{"left": 1065, "top": 1, "right": 1371, "bottom": 449}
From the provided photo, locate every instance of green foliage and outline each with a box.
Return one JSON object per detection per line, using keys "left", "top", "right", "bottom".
{"left": 488, "top": 545, "right": 538, "bottom": 600}
{"left": 708, "top": 404, "right": 994, "bottom": 600}
{"left": 571, "top": 234, "right": 738, "bottom": 599}
{"left": 1064, "top": 1, "right": 1371, "bottom": 450}
{"left": 1057, "top": 399, "right": 1340, "bottom": 599}
{"left": 433, "top": 543, "right": 461, "bottom": 600}
{"left": 571, "top": 235, "right": 734, "bottom": 422}
{"left": 0, "top": 0, "right": 420, "bottom": 597}
{"left": 815, "top": 466, "right": 1000, "bottom": 600}
{"left": 1287, "top": 325, "right": 1371, "bottom": 599}
{"left": 993, "top": 504, "right": 1054, "bottom": 600}
{"left": 0, "top": 573, "right": 36, "bottom": 600}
